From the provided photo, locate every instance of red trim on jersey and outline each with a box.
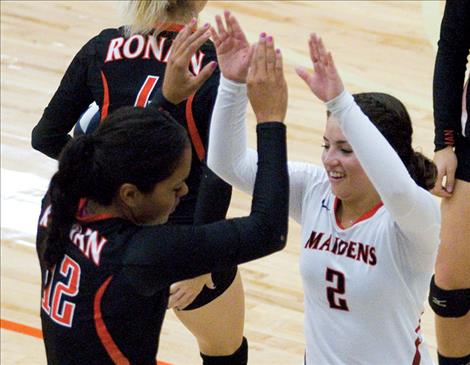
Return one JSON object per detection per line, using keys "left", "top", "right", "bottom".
{"left": 334, "top": 198, "right": 384, "bottom": 229}
{"left": 100, "top": 71, "right": 110, "bottom": 122}
{"left": 76, "top": 198, "right": 114, "bottom": 222}
{"left": 94, "top": 276, "right": 130, "bottom": 365}
{"left": 185, "top": 95, "right": 206, "bottom": 161}
{"left": 412, "top": 321, "right": 422, "bottom": 365}
{"left": 154, "top": 23, "right": 196, "bottom": 33}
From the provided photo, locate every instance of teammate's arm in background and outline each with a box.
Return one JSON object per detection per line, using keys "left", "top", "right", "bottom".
{"left": 31, "top": 39, "right": 98, "bottom": 159}
{"left": 431, "top": 0, "right": 470, "bottom": 197}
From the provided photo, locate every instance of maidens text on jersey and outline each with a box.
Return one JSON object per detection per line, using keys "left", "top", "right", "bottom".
{"left": 304, "top": 230, "right": 377, "bottom": 266}
{"left": 104, "top": 34, "right": 206, "bottom": 75}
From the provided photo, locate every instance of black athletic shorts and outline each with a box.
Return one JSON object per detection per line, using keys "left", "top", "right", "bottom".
{"left": 455, "top": 139, "right": 470, "bottom": 182}
{"left": 183, "top": 267, "right": 238, "bottom": 310}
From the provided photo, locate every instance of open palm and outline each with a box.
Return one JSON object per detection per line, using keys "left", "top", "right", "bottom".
{"left": 296, "top": 33, "right": 344, "bottom": 102}
{"left": 211, "top": 11, "right": 253, "bottom": 83}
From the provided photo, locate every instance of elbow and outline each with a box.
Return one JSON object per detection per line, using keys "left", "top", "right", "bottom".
{"left": 263, "top": 219, "right": 289, "bottom": 253}
{"left": 273, "top": 230, "right": 288, "bottom": 252}
{"left": 31, "top": 126, "right": 44, "bottom": 152}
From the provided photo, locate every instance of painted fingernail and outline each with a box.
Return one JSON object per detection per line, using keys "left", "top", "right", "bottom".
{"left": 267, "top": 36, "right": 273, "bottom": 42}
{"left": 260, "top": 32, "right": 266, "bottom": 38}
{"left": 211, "top": 61, "right": 218, "bottom": 69}
{"left": 204, "top": 22, "right": 210, "bottom": 28}
{"left": 276, "top": 48, "right": 281, "bottom": 54}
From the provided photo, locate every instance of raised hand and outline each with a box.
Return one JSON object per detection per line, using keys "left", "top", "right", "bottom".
{"left": 247, "top": 34, "right": 287, "bottom": 123}
{"left": 295, "top": 33, "right": 344, "bottom": 102}
{"left": 162, "top": 19, "right": 217, "bottom": 104}
{"left": 431, "top": 146, "right": 457, "bottom": 197}
{"left": 211, "top": 10, "right": 253, "bottom": 83}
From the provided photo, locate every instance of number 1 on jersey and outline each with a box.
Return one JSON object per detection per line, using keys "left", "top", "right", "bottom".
{"left": 134, "top": 75, "right": 160, "bottom": 107}
{"left": 326, "top": 267, "right": 349, "bottom": 311}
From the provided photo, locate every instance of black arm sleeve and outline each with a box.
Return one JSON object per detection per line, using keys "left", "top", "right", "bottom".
{"left": 433, "top": 0, "right": 470, "bottom": 150}
{"left": 123, "top": 123, "right": 288, "bottom": 294}
{"left": 31, "top": 40, "right": 96, "bottom": 159}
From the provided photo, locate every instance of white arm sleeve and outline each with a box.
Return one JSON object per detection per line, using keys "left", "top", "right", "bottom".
{"left": 208, "top": 75, "right": 321, "bottom": 222}
{"left": 326, "top": 91, "right": 440, "bottom": 253}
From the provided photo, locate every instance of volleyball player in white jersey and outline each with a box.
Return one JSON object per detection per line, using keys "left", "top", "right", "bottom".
{"left": 209, "top": 13, "right": 440, "bottom": 365}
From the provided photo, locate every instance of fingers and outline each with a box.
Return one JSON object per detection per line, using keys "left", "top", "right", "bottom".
{"left": 309, "top": 33, "right": 320, "bottom": 67}
{"left": 180, "top": 23, "right": 211, "bottom": 61}
{"left": 255, "top": 33, "right": 267, "bottom": 76}
{"left": 227, "top": 11, "right": 249, "bottom": 44}
{"left": 191, "top": 61, "right": 217, "bottom": 90}
{"left": 210, "top": 25, "right": 221, "bottom": 47}
{"left": 168, "top": 286, "right": 184, "bottom": 309}
{"left": 444, "top": 168, "right": 456, "bottom": 194}
{"left": 266, "top": 36, "right": 276, "bottom": 74}
{"left": 295, "top": 66, "right": 313, "bottom": 87}
{"left": 275, "top": 48, "right": 283, "bottom": 77}
{"left": 224, "top": 10, "right": 233, "bottom": 34}
{"left": 432, "top": 167, "right": 454, "bottom": 198}
{"left": 172, "top": 18, "right": 197, "bottom": 54}
{"left": 215, "top": 13, "right": 227, "bottom": 40}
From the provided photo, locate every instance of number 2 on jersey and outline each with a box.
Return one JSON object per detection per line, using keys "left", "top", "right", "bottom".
{"left": 42, "top": 255, "right": 81, "bottom": 327}
{"left": 325, "top": 267, "right": 349, "bottom": 311}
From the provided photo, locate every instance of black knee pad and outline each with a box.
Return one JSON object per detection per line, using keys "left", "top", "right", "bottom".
{"left": 438, "top": 352, "right": 470, "bottom": 365}
{"left": 200, "top": 337, "right": 248, "bottom": 365}
{"left": 429, "top": 275, "right": 470, "bottom": 318}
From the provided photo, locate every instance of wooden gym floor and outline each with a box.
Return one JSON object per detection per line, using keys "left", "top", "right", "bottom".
{"left": 1, "top": 1, "right": 446, "bottom": 364}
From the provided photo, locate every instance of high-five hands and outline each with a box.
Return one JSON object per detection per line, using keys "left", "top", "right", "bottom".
{"left": 247, "top": 34, "right": 288, "bottom": 123}
{"left": 296, "top": 33, "right": 344, "bottom": 102}
{"left": 162, "top": 19, "right": 217, "bottom": 104}
{"left": 211, "top": 10, "right": 253, "bottom": 83}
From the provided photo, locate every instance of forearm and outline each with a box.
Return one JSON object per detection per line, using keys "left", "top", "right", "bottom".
{"left": 207, "top": 76, "right": 258, "bottom": 194}
{"left": 433, "top": 0, "right": 470, "bottom": 150}
{"left": 193, "top": 164, "right": 232, "bottom": 224}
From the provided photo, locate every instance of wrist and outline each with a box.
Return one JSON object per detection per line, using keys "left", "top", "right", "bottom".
{"left": 162, "top": 85, "right": 185, "bottom": 105}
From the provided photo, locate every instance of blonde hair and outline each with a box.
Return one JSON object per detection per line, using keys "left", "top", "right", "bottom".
{"left": 120, "top": 0, "right": 198, "bottom": 36}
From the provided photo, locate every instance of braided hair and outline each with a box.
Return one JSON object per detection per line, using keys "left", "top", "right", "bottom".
{"left": 352, "top": 92, "right": 437, "bottom": 190}
{"left": 40, "top": 106, "right": 190, "bottom": 270}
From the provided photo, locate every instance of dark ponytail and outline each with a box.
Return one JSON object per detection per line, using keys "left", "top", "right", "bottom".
{"left": 352, "top": 92, "right": 437, "bottom": 190}
{"left": 41, "top": 135, "right": 97, "bottom": 269}
{"left": 41, "top": 106, "right": 190, "bottom": 270}
{"left": 408, "top": 151, "right": 437, "bottom": 191}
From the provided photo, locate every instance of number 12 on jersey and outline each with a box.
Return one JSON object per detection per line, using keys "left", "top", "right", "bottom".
{"left": 326, "top": 267, "right": 349, "bottom": 311}
{"left": 42, "top": 255, "right": 81, "bottom": 327}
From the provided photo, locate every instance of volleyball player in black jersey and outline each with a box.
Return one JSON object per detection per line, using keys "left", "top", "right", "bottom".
{"left": 31, "top": 2, "right": 251, "bottom": 363}
{"left": 429, "top": 1, "right": 470, "bottom": 363}
{"left": 36, "top": 26, "right": 289, "bottom": 364}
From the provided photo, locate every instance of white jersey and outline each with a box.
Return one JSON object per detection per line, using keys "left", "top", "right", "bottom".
{"left": 208, "top": 76, "right": 440, "bottom": 365}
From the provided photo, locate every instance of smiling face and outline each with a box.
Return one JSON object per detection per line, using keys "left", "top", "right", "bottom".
{"left": 321, "top": 116, "right": 377, "bottom": 204}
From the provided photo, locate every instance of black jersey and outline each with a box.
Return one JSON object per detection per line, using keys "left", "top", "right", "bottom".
{"left": 31, "top": 24, "right": 230, "bottom": 224}
{"left": 37, "top": 123, "right": 288, "bottom": 364}
{"left": 433, "top": 0, "right": 470, "bottom": 150}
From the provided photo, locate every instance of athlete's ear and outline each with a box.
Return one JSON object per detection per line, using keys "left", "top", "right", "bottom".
{"left": 118, "top": 183, "right": 143, "bottom": 209}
